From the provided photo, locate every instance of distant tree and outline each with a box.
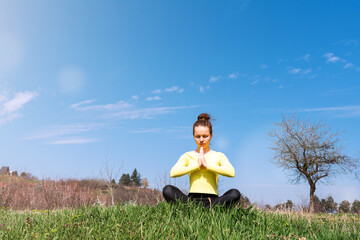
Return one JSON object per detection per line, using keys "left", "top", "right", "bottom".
{"left": 313, "top": 195, "right": 325, "bottom": 213}
{"left": 111, "top": 179, "right": 116, "bottom": 185}
{"left": 285, "top": 200, "right": 294, "bottom": 210}
{"left": 274, "top": 200, "right": 293, "bottom": 211}
{"left": 20, "top": 172, "right": 27, "bottom": 178}
{"left": 141, "top": 178, "right": 149, "bottom": 188}
{"left": 351, "top": 199, "right": 360, "bottom": 214}
{"left": 264, "top": 204, "right": 272, "bottom": 211}
{"left": 119, "top": 174, "right": 131, "bottom": 186}
{"left": 268, "top": 115, "right": 359, "bottom": 213}
{"left": 11, "top": 171, "right": 18, "bottom": 177}
{"left": 99, "top": 161, "right": 122, "bottom": 206}
{"left": 130, "top": 168, "right": 141, "bottom": 187}
{"left": 321, "top": 196, "right": 338, "bottom": 213}
{"left": 339, "top": 200, "right": 350, "bottom": 213}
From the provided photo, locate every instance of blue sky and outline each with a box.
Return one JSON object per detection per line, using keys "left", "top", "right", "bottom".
{"left": 1, "top": 0, "right": 359, "bottom": 205}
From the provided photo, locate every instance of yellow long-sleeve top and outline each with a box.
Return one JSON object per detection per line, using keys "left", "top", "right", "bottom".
{"left": 170, "top": 150, "right": 235, "bottom": 195}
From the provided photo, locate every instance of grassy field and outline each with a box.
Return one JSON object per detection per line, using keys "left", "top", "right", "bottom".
{"left": 0, "top": 203, "right": 359, "bottom": 239}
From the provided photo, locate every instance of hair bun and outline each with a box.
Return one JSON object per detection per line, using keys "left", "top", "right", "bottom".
{"left": 197, "top": 113, "right": 211, "bottom": 121}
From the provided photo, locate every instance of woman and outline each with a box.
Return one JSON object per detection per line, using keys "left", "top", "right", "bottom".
{"left": 163, "top": 113, "right": 241, "bottom": 208}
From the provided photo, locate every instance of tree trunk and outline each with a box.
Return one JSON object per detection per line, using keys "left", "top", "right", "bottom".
{"left": 309, "top": 183, "right": 316, "bottom": 213}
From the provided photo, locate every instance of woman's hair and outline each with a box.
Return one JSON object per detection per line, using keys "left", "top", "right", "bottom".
{"left": 193, "top": 113, "right": 213, "bottom": 135}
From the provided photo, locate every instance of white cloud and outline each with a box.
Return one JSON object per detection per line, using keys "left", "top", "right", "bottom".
{"left": 209, "top": 75, "right": 221, "bottom": 82}
{"left": 339, "top": 39, "right": 358, "bottom": 47}
{"left": 132, "top": 126, "right": 191, "bottom": 134}
{"left": 250, "top": 80, "right": 259, "bottom": 85}
{"left": 303, "top": 68, "right": 312, "bottom": 74}
{"left": 288, "top": 68, "right": 301, "bottom": 74}
{"left": 199, "top": 86, "right": 205, "bottom": 92}
{"left": 164, "top": 86, "right": 184, "bottom": 93}
{"left": 146, "top": 96, "right": 161, "bottom": 101}
{"left": 228, "top": 73, "right": 239, "bottom": 79}
{"left": 131, "top": 95, "right": 138, "bottom": 100}
{"left": 0, "top": 91, "right": 38, "bottom": 126}
{"left": 49, "top": 138, "right": 99, "bottom": 145}
{"left": 106, "top": 105, "right": 199, "bottom": 120}
{"left": 58, "top": 66, "right": 86, "bottom": 94}
{"left": 303, "top": 54, "right": 310, "bottom": 61}
{"left": 25, "top": 122, "right": 106, "bottom": 140}
{"left": 324, "top": 53, "right": 340, "bottom": 63}
{"left": 285, "top": 105, "right": 360, "bottom": 118}
{"left": 261, "top": 64, "right": 268, "bottom": 69}
{"left": 343, "top": 63, "right": 354, "bottom": 69}
{"left": 70, "top": 99, "right": 131, "bottom": 111}
{"left": 0, "top": 91, "right": 37, "bottom": 116}
{"left": 152, "top": 89, "right": 162, "bottom": 94}
{"left": 356, "top": 67, "right": 360, "bottom": 71}
{"left": 0, "top": 34, "right": 24, "bottom": 75}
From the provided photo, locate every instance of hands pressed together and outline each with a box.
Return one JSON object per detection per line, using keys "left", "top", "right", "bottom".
{"left": 198, "top": 147, "right": 207, "bottom": 170}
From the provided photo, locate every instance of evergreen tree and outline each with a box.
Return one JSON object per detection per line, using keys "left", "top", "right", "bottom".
{"left": 119, "top": 173, "right": 131, "bottom": 186}
{"left": 130, "top": 168, "right": 141, "bottom": 186}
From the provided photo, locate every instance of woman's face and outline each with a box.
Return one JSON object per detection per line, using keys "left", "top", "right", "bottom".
{"left": 193, "top": 126, "right": 212, "bottom": 149}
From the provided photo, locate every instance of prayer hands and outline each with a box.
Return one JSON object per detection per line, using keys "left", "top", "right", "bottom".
{"left": 198, "top": 147, "right": 207, "bottom": 170}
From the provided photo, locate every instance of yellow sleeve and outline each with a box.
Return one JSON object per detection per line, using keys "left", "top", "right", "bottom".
{"left": 206, "top": 153, "right": 235, "bottom": 177}
{"left": 170, "top": 153, "right": 200, "bottom": 178}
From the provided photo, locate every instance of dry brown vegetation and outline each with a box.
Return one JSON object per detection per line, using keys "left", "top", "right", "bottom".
{"left": 0, "top": 175, "right": 162, "bottom": 210}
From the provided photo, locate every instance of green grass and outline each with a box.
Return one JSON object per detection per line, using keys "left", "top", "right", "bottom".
{"left": 0, "top": 203, "right": 359, "bottom": 239}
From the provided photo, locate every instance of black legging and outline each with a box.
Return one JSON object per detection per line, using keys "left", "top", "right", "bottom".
{"left": 162, "top": 185, "right": 241, "bottom": 208}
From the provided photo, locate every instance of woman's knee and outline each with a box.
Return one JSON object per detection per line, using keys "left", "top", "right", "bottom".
{"left": 226, "top": 189, "right": 241, "bottom": 201}
{"left": 162, "top": 185, "right": 173, "bottom": 197}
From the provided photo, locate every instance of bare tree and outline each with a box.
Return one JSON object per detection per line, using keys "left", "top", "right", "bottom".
{"left": 99, "top": 160, "right": 122, "bottom": 206}
{"left": 268, "top": 115, "right": 358, "bottom": 213}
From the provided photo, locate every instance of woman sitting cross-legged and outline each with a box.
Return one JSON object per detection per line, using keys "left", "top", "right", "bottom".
{"left": 163, "top": 113, "right": 241, "bottom": 208}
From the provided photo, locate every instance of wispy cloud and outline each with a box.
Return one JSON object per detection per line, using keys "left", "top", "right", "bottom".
{"left": 152, "top": 89, "right": 162, "bottom": 94}
{"left": 146, "top": 96, "right": 161, "bottom": 101}
{"left": 303, "top": 54, "right": 310, "bottom": 61}
{"left": 338, "top": 39, "right": 358, "bottom": 47}
{"left": 199, "top": 85, "right": 210, "bottom": 92}
{"left": 70, "top": 99, "right": 131, "bottom": 111}
{"left": 105, "top": 105, "right": 199, "bottom": 120}
{"left": 343, "top": 63, "right": 354, "bottom": 69}
{"left": 323, "top": 52, "right": 358, "bottom": 70}
{"left": 131, "top": 95, "right": 139, "bottom": 100}
{"left": 287, "top": 67, "right": 311, "bottom": 75}
{"left": 209, "top": 75, "right": 221, "bottom": 82}
{"left": 164, "top": 86, "right": 184, "bottom": 93}
{"left": 209, "top": 72, "right": 244, "bottom": 82}
{"left": 0, "top": 91, "right": 38, "bottom": 126}
{"left": 297, "top": 105, "right": 360, "bottom": 114}
{"left": 25, "top": 122, "right": 107, "bottom": 140}
{"left": 324, "top": 52, "right": 340, "bottom": 63}
{"left": 228, "top": 72, "right": 239, "bottom": 79}
{"left": 274, "top": 105, "right": 360, "bottom": 118}
{"left": 49, "top": 138, "right": 99, "bottom": 145}
{"left": 260, "top": 64, "right": 268, "bottom": 69}
{"left": 288, "top": 68, "right": 301, "bottom": 74}
{"left": 132, "top": 126, "right": 191, "bottom": 134}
